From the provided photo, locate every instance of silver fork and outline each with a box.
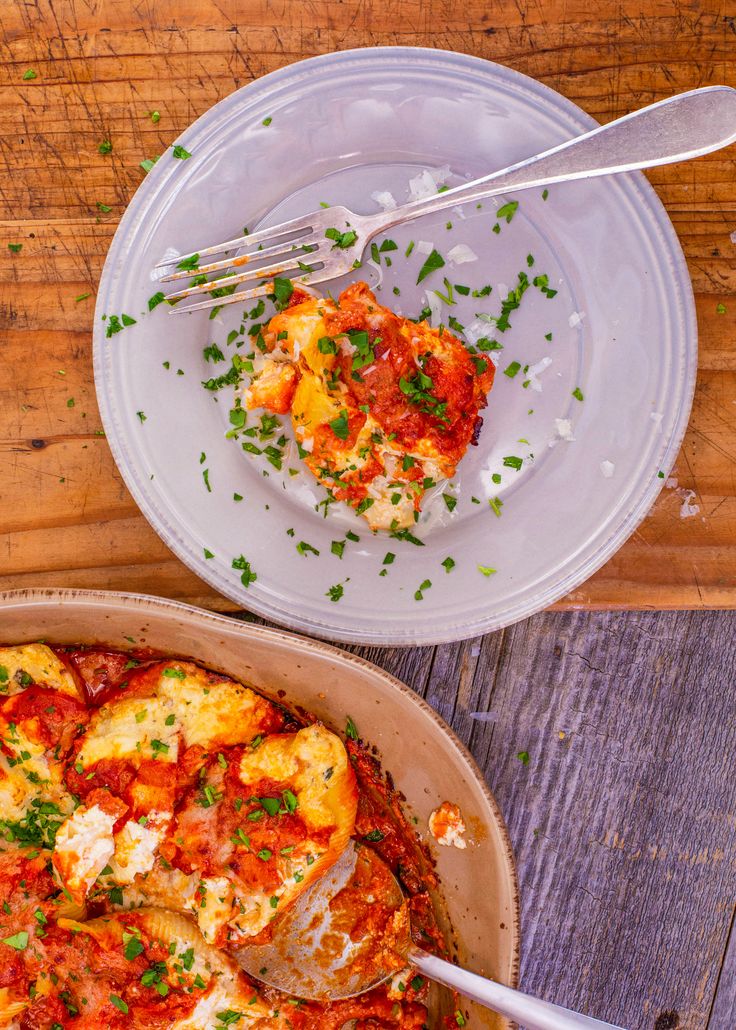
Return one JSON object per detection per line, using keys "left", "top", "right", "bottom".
{"left": 155, "top": 86, "right": 736, "bottom": 314}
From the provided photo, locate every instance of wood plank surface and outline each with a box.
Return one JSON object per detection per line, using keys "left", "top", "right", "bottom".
{"left": 0, "top": 0, "right": 735, "bottom": 610}
{"left": 330, "top": 609, "right": 735, "bottom": 1030}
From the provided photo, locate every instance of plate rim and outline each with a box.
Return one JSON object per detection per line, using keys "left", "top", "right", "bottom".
{"left": 93, "top": 46, "right": 698, "bottom": 646}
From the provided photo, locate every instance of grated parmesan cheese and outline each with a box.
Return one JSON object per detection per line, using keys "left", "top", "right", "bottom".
{"left": 447, "top": 243, "right": 478, "bottom": 265}
{"left": 568, "top": 310, "right": 586, "bottom": 328}
{"left": 554, "top": 418, "right": 575, "bottom": 442}
{"left": 370, "top": 190, "right": 397, "bottom": 210}
{"left": 408, "top": 165, "right": 452, "bottom": 201}
{"left": 525, "top": 356, "right": 552, "bottom": 393}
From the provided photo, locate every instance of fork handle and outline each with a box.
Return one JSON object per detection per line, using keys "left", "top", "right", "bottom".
{"left": 409, "top": 948, "right": 626, "bottom": 1030}
{"left": 373, "top": 85, "right": 736, "bottom": 228}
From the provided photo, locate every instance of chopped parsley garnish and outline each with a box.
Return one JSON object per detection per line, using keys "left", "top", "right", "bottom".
{"left": 325, "top": 227, "right": 357, "bottom": 249}
{"left": 331, "top": 540, "right": 345, "bottom": 559}
{"left": 532, "top": 273, "right": 557, "bottom": 298}
{"left": 172, "top": 144, "right": 192, "bottom": 159}
{"left": 98, "top": 139, "right": 112, "bottom": 154}
{"left": 1, "top": 931, "right": 28, "bottom": 950}
{"left": 345, "top": 716, "right": 359, "bottom": 740}
{"left": 349, "top": 329, "right": 376, "bottom": 370}
{"left": 96, "top": 202, "right": 112, "bottom": 213}
{"left": 390, "top": 527, "right": 424, "bottom": 546}
{"left": 414, "top": 579, "right": 432, "bottom": 601}
{"left": 109, "top": 995, "right": 128, "bottom": 1014}
{"left": 383, "top": 552, "right": 395, "bottom": 565}
{"left": 22, "top": 69, "right": 37, "bottom": 80}
{"left": 140, "top": 156, "right": 159, "bottom": 173}
{"left": 317, "top": 336, "right": 337, "bottom": 354}
{"left": 262, "top": 116, "right": 273, "bottom": 126}
{"left": 326, "top": 583, "right": 344, "bottom": 602}
{"left": 123, "top": 933, "right": 144, "bottom": 960}
{"left": 399, "top": 369, "right": 447, "bottom": 421}
{"left": 364, "top": 829, "right": 384, "bottom": 842}
{"left": 272, "top": 277, "right": 294, "bottom": 308}
{"left": 497, "top": 200, "right": 519, "bottom": 223}
{"left": 148, "top": 291, "right": 166, "bottom": 311}
{"left": 416, "top": 247, "right": 445, "bottom": 284}
{"left": 0, "top": 798, "right": 66, "bottom": 849}
{"left": 105, "top": 313, "right": 136, "bottom": 338}
{"left": 203, "top": 343, "right": 225, "bottom": 363}
{"left": 296, "top": 540, "right": 320, "bottom": 557}
{"left": 136, "top": 411, "right": 146, "bottom": 423}
{"left": 329, "top": 410, "right": 350, "bottom": 441}
{"left": 516, "top": 750, "right": 530, "bottom": 765}
{"left": 232, "top": 555, "right": 257, "bottom": 587}
{"left": 572, "top": 387, "right": 584, "bottom": 401}
{"left": 489, "top": 497, "right": 503, "bottom": 517}
{"left": 441, "top": 556, "right": 455, "bottom": 573}
{"left": 502, "top": 455, "right": 523, "bottom": 471}
{"left": 478, "top": 565, "right": 496, "bottom": 577}
{"left": 216, "top": 1009, "right": 244, "bottom": 1025}
{"left": 176, "top": 252, "right": 200, "bottom": 271}
{"left": 504, "top": 361, "right": 521, "bottom": 378}
{"left": 442, "top": 493, "right": 457, "bottom": 512}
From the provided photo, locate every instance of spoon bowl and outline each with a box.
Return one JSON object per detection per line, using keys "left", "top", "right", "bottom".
{"left": 235, "top": 840, "right": 628, "bottom": 1030}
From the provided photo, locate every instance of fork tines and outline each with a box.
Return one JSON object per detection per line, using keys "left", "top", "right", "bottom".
{"left": 154, "top": 211, "right": 322, "bottom": 314}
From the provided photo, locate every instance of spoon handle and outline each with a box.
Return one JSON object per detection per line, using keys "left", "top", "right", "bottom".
{"left": 408, "top": 948, "right": 626, "bottom": 1030}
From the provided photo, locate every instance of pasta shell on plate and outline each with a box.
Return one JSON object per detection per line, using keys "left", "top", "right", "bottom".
{"left": 241, "top": 281, "right": 494, "bottom": 530}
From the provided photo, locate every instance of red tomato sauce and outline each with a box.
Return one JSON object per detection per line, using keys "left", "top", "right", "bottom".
{"left": 0, "top": 646, "right": 449, "bottom": 1028}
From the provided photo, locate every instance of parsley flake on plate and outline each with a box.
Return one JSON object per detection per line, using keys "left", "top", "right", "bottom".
{"left": 416, "top": 247, "right": 445, "bottom": 284}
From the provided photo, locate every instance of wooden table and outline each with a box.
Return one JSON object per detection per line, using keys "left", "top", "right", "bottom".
{"left": 1, "top": 2, "right": 735, "bottom": 1027}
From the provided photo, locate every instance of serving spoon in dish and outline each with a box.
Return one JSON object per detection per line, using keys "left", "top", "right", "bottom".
{"left": 155, "top": 84, "right": 736, "bottom": 315}
{"left": 235, "top": 840, "right": 627, "bottom": 1030}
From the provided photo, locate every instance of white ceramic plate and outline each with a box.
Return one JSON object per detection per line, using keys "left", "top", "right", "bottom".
{"left": 94, "top": 48, "right": 696, "bottom": 646}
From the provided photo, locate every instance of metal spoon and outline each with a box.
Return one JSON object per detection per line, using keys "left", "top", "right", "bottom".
{"left": 235, "top": 841, "right": 627, "bottom": 1030}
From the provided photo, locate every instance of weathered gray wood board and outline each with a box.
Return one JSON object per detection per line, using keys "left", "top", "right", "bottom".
{"left": 236, "top": 609, "right": 736, "bottom": 1030}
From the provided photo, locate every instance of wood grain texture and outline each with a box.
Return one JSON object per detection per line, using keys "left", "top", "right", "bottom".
{"left": 0, "top": 0, "right": 735, "bottom": 609}
{"left": 320, "top": 609, "right": 735, "bottom": 1030}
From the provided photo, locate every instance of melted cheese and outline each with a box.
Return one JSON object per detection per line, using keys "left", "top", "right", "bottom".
{"left": 0, "top": 718, "right": 73, "bottom": 823}
{"left": 75, "top": 696, "right": 179, "bottom": 768}
{"left": 53, "top": 804, "right": 116, "bottom": 900}
{"left": 0, "top": 645, "right": 79, "bottom": 698}
{"left": 109, "top": 811, "right": 170, "bottom": 884}
{"left": 155, "top": 663, "right": 276, "bottom": 750}
{"left": 238, "top": 723, "right": 355, "bottom": 832}
{"left": 195, "top": 875, "right": 235, "bottom": 944}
